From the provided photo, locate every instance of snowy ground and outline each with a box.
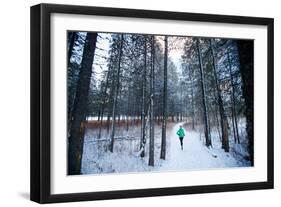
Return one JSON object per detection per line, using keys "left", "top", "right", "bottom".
{"left": 159, "top": 123, "right": 247, "bottom": 171}
{"left": 81, "top": 122, "right": 251, "bottom": 175}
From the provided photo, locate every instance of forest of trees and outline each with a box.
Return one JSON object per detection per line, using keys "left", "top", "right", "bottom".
{"left": 67, "top": 31, "right": 253, "bottom": 175}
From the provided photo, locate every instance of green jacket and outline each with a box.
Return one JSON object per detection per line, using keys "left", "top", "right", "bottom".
{"left": 176, "top": 128, "right": 185, "bottom": 138}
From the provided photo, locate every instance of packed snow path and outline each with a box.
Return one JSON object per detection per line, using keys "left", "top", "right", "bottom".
{"left": 159, "top": 122, "right": 241, "bottom": 171}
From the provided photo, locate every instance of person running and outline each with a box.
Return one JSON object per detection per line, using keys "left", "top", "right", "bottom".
{"left": 176, "top": 125, "right": 185, "bottom": 150}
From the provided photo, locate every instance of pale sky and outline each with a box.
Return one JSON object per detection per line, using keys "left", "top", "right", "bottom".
{"left": 92, "top": 33, "right": 185, "bottom": 85}
{"left": 156, "top": 36, "right": 185, "bottom": 73}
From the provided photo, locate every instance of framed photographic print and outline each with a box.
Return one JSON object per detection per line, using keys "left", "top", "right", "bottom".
{"left": 30, "top": 3, "right": 274, "bottom": 203}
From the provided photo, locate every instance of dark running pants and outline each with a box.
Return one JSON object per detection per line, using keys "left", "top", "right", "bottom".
{"left": 179, "top": 137, "right": 183, "bottom": 147}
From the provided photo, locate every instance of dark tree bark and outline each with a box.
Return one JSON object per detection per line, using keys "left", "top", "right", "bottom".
{"left": 231, "top": 105, "right": 237, "bottom": 143}
{"left": 97, "top": 71, "right": 110, "bottom": 139}
{"left": 126, "top": 87, "right": 131, "bottom": 132}
{"left": 180, "top": 85, "right": 183, "bottom": 122}
{"left": 106, "top": 74, "right": 115, "bottom": 134}
{"left": 227, "top": 52, "right": 240, "bottom": 144}
{"left": 67, "top": 32, "right": 78, "bottom": 67}
{"left": 149, "top": 36, "right": 155, "bottom": 166}
{"left": 160, "top": 36, "right": 168, "bottom": 159}
{"left": 237, "top": 40, "right": 254, "bottom": 165}
{"left": 68, "top": 32, "right": 98, "bottom": 175}
{"left": 97, "top": 110, "right": 101, "bottom": 121}
{"left": 117, "top": 87, "right": 123, "bottom": 125}
{"left": 109, "top": 34, "right": 124, "bottom": 152}
{"left": 131, "top": 95, "right": 136, "bottom": 127}
{"left": 67, "top": 32, "right": 79, "bottom": 131}
{"left": 188, "top": 66, "right": 195, "bottom": 130}
{"left": 209, "top": 40, "right": 229, "bottom": 152}
{"left": 214, "top": 102, "right": 222, "bottom": 141}
{"left": 106, "top": 112, "right": 111, "bottom": 134}
{"left": 196, "top": 38, "right": 212, "bottom": 147}
{"left": 140, "top": 36, "right": 147, "bottom": 157}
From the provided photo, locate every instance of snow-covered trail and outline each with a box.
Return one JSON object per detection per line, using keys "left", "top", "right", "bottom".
{"left": 159, "top": 122, "right": 241, "bottom": 171}
{"left": 81, "top": 122, "right": 245, "bottom": 174}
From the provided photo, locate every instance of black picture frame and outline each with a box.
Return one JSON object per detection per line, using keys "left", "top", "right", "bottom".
{"left": 30, "top": 3, "right": 274, "bottom": 204}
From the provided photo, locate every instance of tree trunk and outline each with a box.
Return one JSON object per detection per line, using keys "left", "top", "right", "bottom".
{"left": 107, "top": 75, "right": 115, "bottom": 134}
{"left": 231, "top": 105, "right": 237, "bottom": 143}
{"left": 67, "top": 32, "right": 77, "bottom": 67}
{"left": 126, "top": 87, "right": 131, "bottom": 132}
{"left": 67, "top": 32, "right": 78, "bottom": 131}
{"left": 188, "top": 66, "right": 195, "bottom": 130}
{"left": 131, "top": 95, "right": 136, "bottom": 127}
{"left": 96, "top": 110, "right": 100, "bottom": 121}
{"left": 97, "top": 71, "right": 110, "bottom": 139}
{"left": 160, "top": 36, "right": 168, "bottom": 159}
{"left": 196, "top": 38, "right": 212, "bottom": 147}
{"left": 237, "top": 40, "right": 254, "bottom": 165}
{"left": 214, "top": 102, "right": 222, "bottom": 141}
{"left": 149, "top": 36, "right": 155, "bottom": 166}
{"left": 109, "top": 34, "right": 124, "bottom": 152}
{"left": 210, "top": 40, "right": 229, "bottom": 151}
{"left": 68, "top": 32, "right": 98, "bottom": 175}
{"left": 117, "top": 87, "right": 122, "bottom": 126}
{"left": 227, "top": 52, "right": 240, "bottom": 144}
{"left": 140, "top": 36, "right": 147, "bottom": 157}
